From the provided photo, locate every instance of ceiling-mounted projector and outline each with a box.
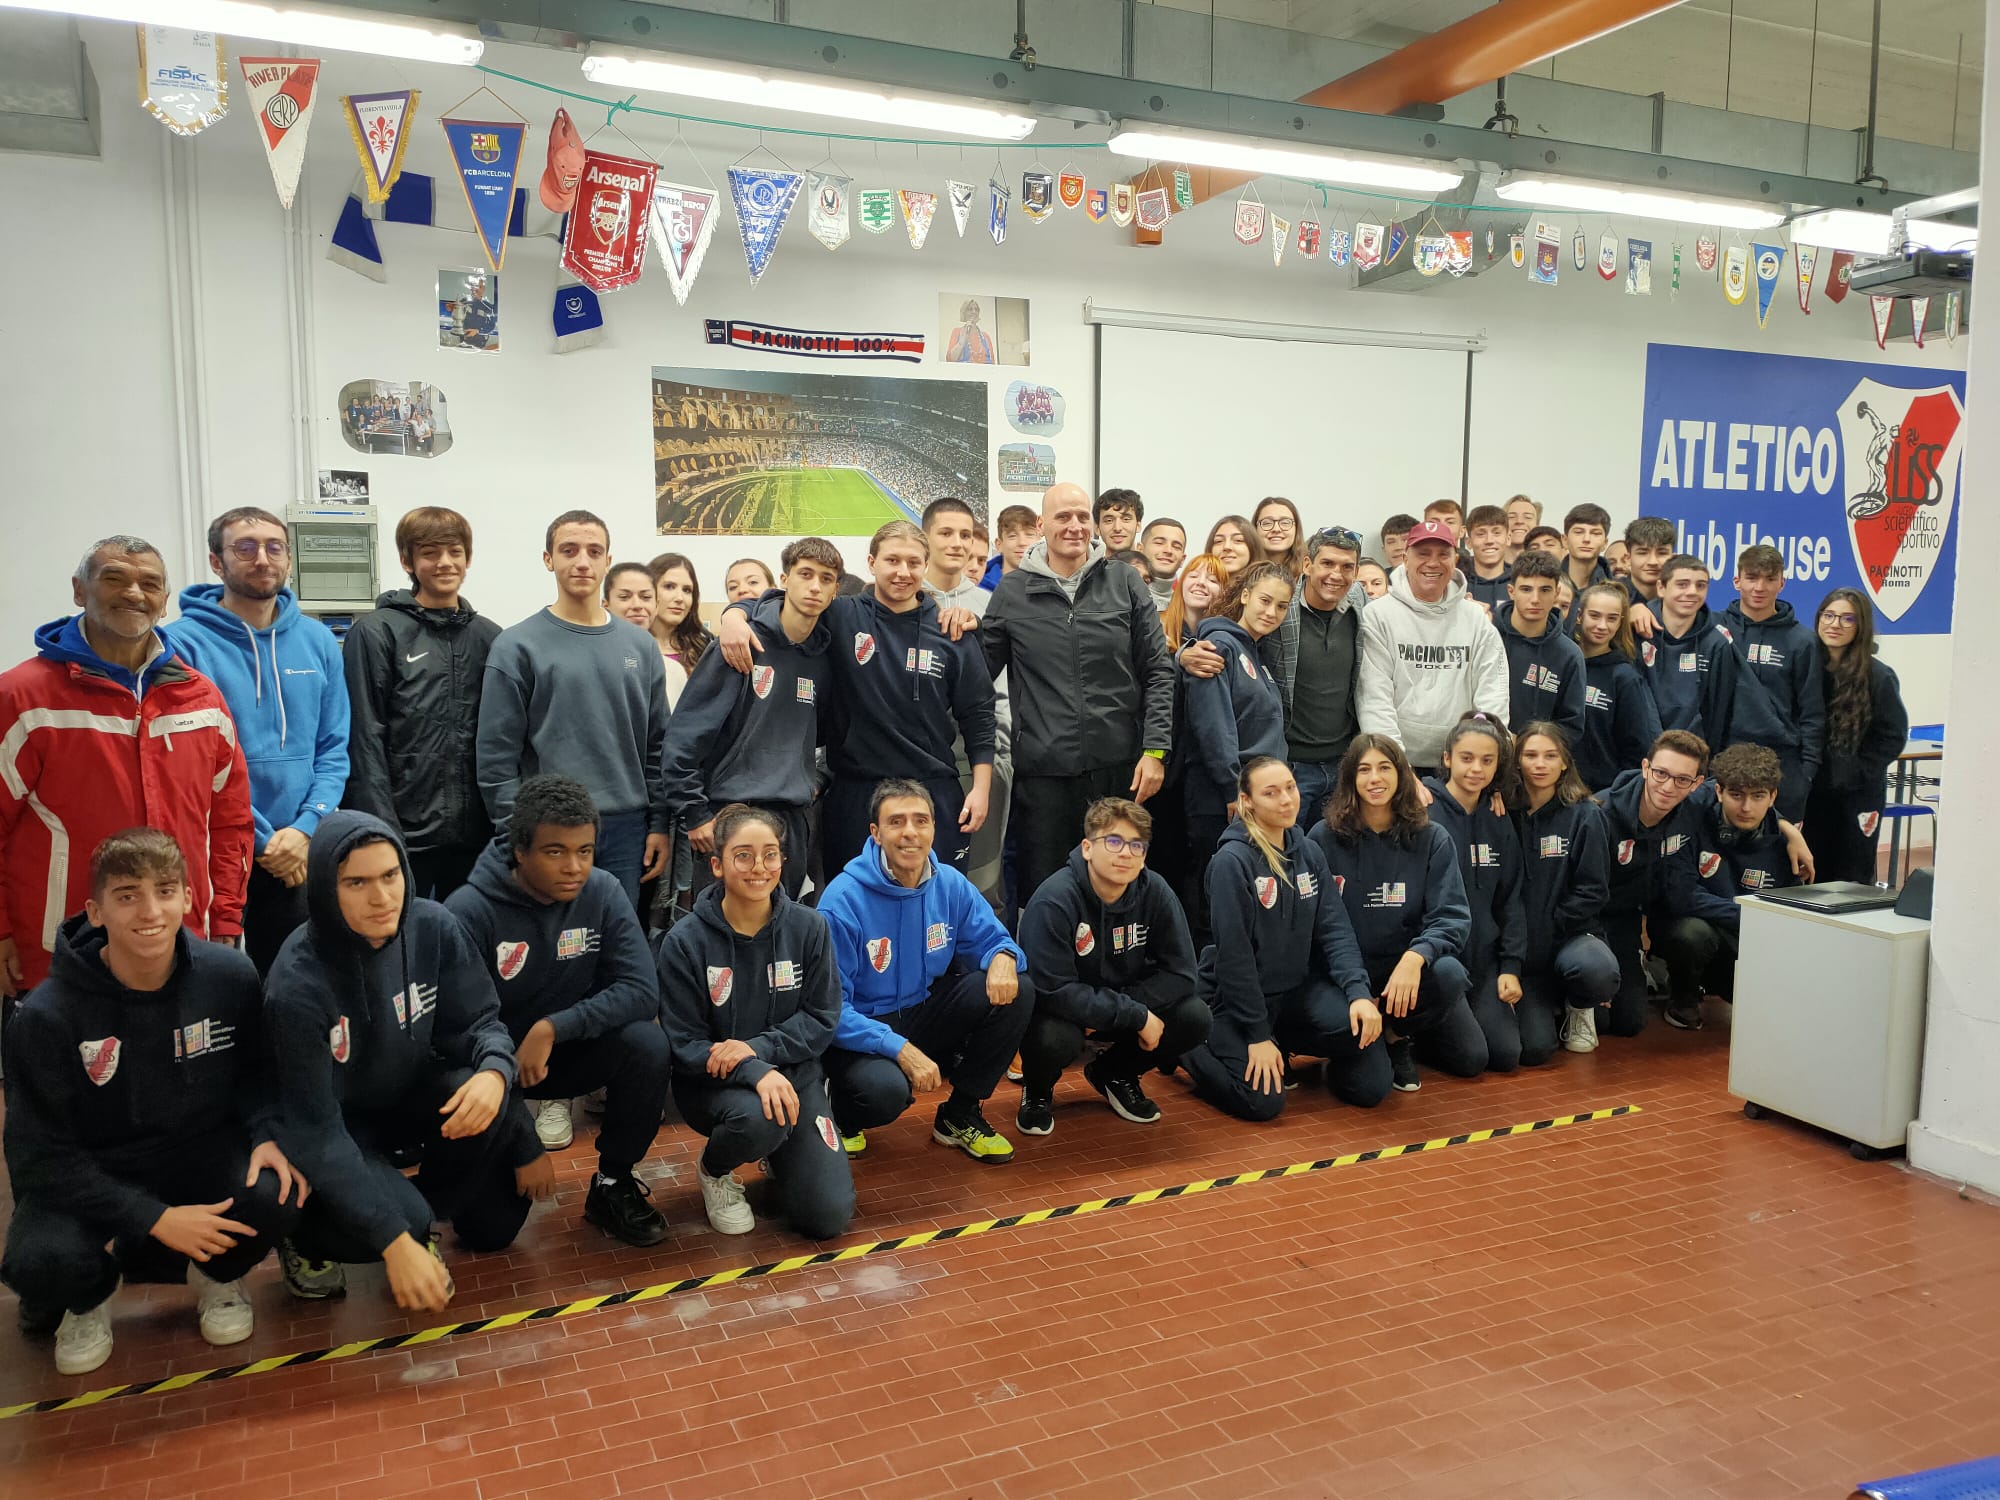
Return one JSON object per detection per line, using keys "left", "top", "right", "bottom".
{"left": 1846, "top": 248, "right": 1974, "bottom": 299}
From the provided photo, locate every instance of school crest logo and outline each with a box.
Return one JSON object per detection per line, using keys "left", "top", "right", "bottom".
{"left": 707, "top": 965, "right": 733, "bottom": 1005}
{"left": 1838, "top": 379, "right": 1965, "bottom": 621}
{"left": 1616, "top": 839, "right": 1636, "bottom": 866}
{"left": 1255, "top": 875, "right": 1278, "bottom": 910}
{"left": 1858, "top": 811, "right": 1880, "bottom": 837}
{"left": 495, "top": 940, "right": 529, "bottom": 981}
{"left": 328, "top": 1016, "right": 352, "bottom": 1063}
{"left": 1640, "top": 640, "right": 1657, "bottom": 668}
{"left": 1075, "top": 922, "right": 1095, "bottom": 956}
{"left": 1698, "top": 851, "right": 1723, "bottom": 879}
{"left": 867, "top": 937, "right": 893, "bottom": 972}
{"left": 78, "top": 1037, "right": 120, "bottom": 1086}
{"left": 854, "top": 633, "right": 877, "bottom": 665}
{"left": 1332, "top": 874, "right": 1345, "bottom": 895}
{"left": 817, "top": 1114, "right": 840, "bottom": 1151}
{"left": 1240, "top": 653, "right": 1257, "bottom": 679}
{"left": 751, "top": 664, "right": 775, "bottom": 699}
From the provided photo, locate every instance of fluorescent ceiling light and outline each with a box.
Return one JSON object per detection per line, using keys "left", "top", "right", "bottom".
{"left": 1790, "top": 209, "right": 1977, "bottom": 255}
{"left": 580, "top": 50, "right": 1036, "bottom": 140}
{"left": 0, "top": 1, "right": 483, "bottom": 63}
{"left": 1494, "top": 173, "right": 1786, "bottom": 230}
{"left": 1107, "top": 125, "right": 1462, "bottom": 194}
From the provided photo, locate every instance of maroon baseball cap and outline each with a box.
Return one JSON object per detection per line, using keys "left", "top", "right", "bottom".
{"left": 540, "top": 107, "right": 585, "bottom": 214}
{"left": 1405, "top": 520, "right": 1458, "bottom": 548}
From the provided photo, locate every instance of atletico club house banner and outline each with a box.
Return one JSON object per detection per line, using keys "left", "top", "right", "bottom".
{"left": 1637, "top": 342, "right": 1964, "bottom": 634}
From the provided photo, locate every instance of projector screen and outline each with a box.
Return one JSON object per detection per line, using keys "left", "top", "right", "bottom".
{"left": 1094, "top": 322, "right": 1473, "bottom": 555}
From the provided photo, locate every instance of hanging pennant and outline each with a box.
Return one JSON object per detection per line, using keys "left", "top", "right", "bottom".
{"left": 1825, "top": 250, "right": 1854, "bottom": 304}
{"left": 1057, "top": 169, "right": 1085, "bottom": 210}
{"left": 650, "top": 180, "right": 719, "bottom": 306}
{"left": 1021, "top": 171, "right": 1054, "bottom": 221}
{"left": 1794, "top": 242, "right": 1819, "bottom": 314}
{"left": 1413, "top": 233, "right": 1448, "bottom": 277}
{"left": 1385, "top": 222, "right": 1408, "bottom": 264}
{"left": 139, "top": 26, "right": 228, "bottom": 137}
{"left": 327, "top": 191, "right": 386, "bottom": 281}
{"left": 1870, "top": 295, "right": 1895, "bottom": 349}
{"left": 1671, "top": 242, "right": 1682, "bottom": 297}
{"left": 440, "top": 114, "right": 527, "bottom": 273}
{"left": 1173, "top": 168, "right": 1193, "bottom": 211}
{"left": 1269, "top": 215, "right": 1290, "bottom": 268}
{"left": 341, "top": 89, "right": 417, "bottom": 204}
{"left": 1910, "top": 295, "right": 1931, "bottom": 348}
{"left": 1445, "top": 230, "right": 1474, "bottom": 277}
{"left": 1232, "top": 192, "right": 1267, "bottom": 246}
{"left": 240, "top": 56, "right": 321, "bottom": 211}
{"left": 1485, "top": 228, "right": 1495, "bottom": 262}
{"left": 1531, "top": 221, "right": 1560, "bottom": 286}
{"left": 989, "top": 178, "right": 1010, "bottom": 245}
{"left": 1509, "top": 232, "right": 1524, "bottom": 268}
{"left": 1945, "top": 291, "right": 1961, "bottom": 345}
{"left": 1571, "top": 229, "right": 1587, "bottom": 271}
{"left": 1722, "top": 245, "right": 1749, "bottom": 305}
{"left": 1626, "top": 239, "right": 1652, "bottom": 295}
{"left": 1751, "top": 242, "right": 1784, "bottom": 327}
{"left": 807, "top": 171, "right": 851, "bottom": 251}
{"left": 1327, "top": 227, "right": 1352, "bottom": 266}
{"left": 1596, "top": 230, "right": 1618, "bottom": 281}
{"left": 1695, "top": 234, "right": 1719, "bottom": 273}
{"left": 1297, "top": 220, "right": 1322, "bottom": 258}
{"left": 727, "top": 166, "right": 804, "bottom": 285}
{"left": 1110, "top": 183, "right": 1135, "bottom": 227}
{"left": 1135, "top": 186, "right": 1170, "bottom": 232}
{"left": 947, "top": 179, "right": 975, "bottom": 238}
{"left": 858, "top": 188, "right": 894, "bottom": 235}
{"left": 553, "top": 284, "right": 604, "bottom": 354}
{"left": 898, "top": 188, "right": 937, "bottom": 250}
{"left": 562, "top": 148, "right": 657, "bottom": 294}
{"left": 1353, "top": 223, "right": 1384, "bottom": 271}
{"left": 1085, "top": 187, "right": 1109, "bottom": 222}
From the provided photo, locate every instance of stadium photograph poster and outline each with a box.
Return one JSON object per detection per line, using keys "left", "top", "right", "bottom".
{"left": 651, "top": 365, "right": 989, "bottom": 536}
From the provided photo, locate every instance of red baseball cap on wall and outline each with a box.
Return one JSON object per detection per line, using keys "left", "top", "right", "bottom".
{"left": 540, "top": 108, "right": 585, "bottom": 213}
{"left": 1405, "top": 520, "right": 1458, "bottom": 548}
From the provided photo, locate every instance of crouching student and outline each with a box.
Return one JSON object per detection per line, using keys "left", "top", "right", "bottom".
{"left": 445, "top": 775, "right": 671, "bottom": 1247}
{"left": 1310, "top": 736, "right": 1488, "bottom": 1093}
{"left": 1015, "top": 798, "right": 1209, "bottom": 1135}
{"left": 1512, "top": 724, "right": 1620, "bottom": 1055}
{"left": 1179, "top": 757, "right": 1383, "bottom": 1121}
{"left": 657, "top": 805, "right": 855, "bottom": 1240}
{"left": 1423, "top": 716, "right": 1533, "bottom": 1071}
{"left": 1, "top": 830, "right": 306, "bottom": 1376}
{"left": 1674, "top": 744, "right": 1800, "bottom": 1014}
{"left": 818, "top": 780, "right": 1034, "bottom": 1162}
{"left": 267, "top": 812, "right": 530, "bottom": 1313}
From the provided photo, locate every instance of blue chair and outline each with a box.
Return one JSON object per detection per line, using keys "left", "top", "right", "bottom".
{"left": 1853, "top": 1453, "right": 2000, "bottom": 1498}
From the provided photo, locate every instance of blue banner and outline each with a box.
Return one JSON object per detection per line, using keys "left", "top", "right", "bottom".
{"left": 440, "top": 116, "right": 525, "bottom": 272}
{"left": 1638, "top": 342, "right": 1964, "bottom": 634}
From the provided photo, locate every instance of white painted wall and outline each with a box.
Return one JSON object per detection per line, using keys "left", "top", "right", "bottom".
{"left": 0, "top": 23, "right": 1966, "bottom": 728}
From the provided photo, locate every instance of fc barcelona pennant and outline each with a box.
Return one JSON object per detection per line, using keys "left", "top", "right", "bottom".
{"left": 240, "top": 56, "right": 321, "bottom": 211}
{"left": 563, "top": 149, "right": 658, "bottom": 294}
{"left": 342, "top": 89, "right": 417, "bottom": 204}
{"left": 140, "top": 26, "right": 227, "bottom": 136}
{"left": 440, "top": 115, "right": 526, "bottom": 272}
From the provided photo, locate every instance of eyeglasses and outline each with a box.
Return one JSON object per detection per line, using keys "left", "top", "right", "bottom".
{"left": 1255, "top": 517, "right": 1294, "bottom": 534}
{"left": 727, "top": 849, "right": 784, "bottom": 871}
{"left": 227, "top": 538, "right": 290, "bottom": 561}
{"left": 1093, "top": 834, "right": 1149, "bottom": 857}
{"left": 1819, "top": 610, "right": 1859, "bottom": 628}
{"left": 1310, "top": 526, "right": 1364, "bottom": 553}
{"left": 1645, "top": 766, "right": 1701, "bottom": 792}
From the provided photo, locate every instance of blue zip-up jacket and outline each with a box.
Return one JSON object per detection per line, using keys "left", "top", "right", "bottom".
{"left": 1720, "top": 599, "right": 1825, "bottom": 775}
{"left": 802, "top": 591, "right": 996, "bottom": 781}
{"left": 445, "top": 839, "right": 659, "bottom": 1045}
{"left": 659, "top": 595, "right": 828, "bottom": 828}
{"left": 1019, "top": 846, "right": 1198, "bottom": 1034}
{"left": 1421, "top": 778, "right": 1525, "bottom": 980}
{"left": 167, "top": 584, "right": 350, "bottom": 849}
{"left": 1688, "top": 784, "right": 1794, "bottom": 931}
{"left": 1308, "top": 819, "right": 1470, "bottom": 974}
{"left": 1576, "top": 649, "right": 1663, "bottom": 791}
{"left": 1638, "top": 602, "right": 1738, "bottom": 746}
{"left": 1515, "top": 794, "right": 1610, "bottom": 970}
{"left": 1181, "top": 615, "right": 1287, "bottom": 810}
{"left": 1494, "top": 603, "right": 1587, "bottom": 744}
{"left": 818, "top": 843, "right": 1026, "bottom": 1057}
{"left": 1202, "top": 822, "right": 1371, "bottom": 1042}
{"left": 1594, "top": 770, "right": 1713, "bottom": 925}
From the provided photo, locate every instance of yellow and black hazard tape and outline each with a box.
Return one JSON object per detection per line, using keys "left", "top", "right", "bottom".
{"left": 0, "top": 1103, "right": 1636, "bottom": 1420}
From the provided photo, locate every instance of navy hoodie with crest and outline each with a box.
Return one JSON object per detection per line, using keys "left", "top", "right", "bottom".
{"left": 264, "top": 811, "right": 518, "bottom": 1254}
{"left": 445, "top": 839, "right": 658, "bottom": 1045}
{"left": 2, "top": 918, "right": 273, "bottom": 1240}
{"left": 1687, "top": 783, "right": 1794, "bottom": 931}
{"left": 1719, "top": 599, "right": 1825, "bottom": 774}
{"left": 1019, "top": 846, "right": 1198, "bottom": 1033}
{"left": 1515, "top": 794, "right": 1611, "bottom": 970}
{"left": 1593, "top": 770, "right": 1710, "bottom": 925}
{"left": 1638, "top": 602, "right": 1739, "bottom": 746}
{"left": 1493, "top": 603, "right": 1587, "bottom": 743}
{"left": 1180, "top": 615, "right": 1288, "bottom": 810}
{"left": 1576, "top": 649, "right": 1663, "bottom": 792}
{"left": 1421, "top": 779, "right": 1525, "bottom": 982}
{"left": 1307, "top": 819, "right": 1470, "bottom": 972}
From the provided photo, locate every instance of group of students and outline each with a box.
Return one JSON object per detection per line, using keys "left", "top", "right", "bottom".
{"left": 0, "top": 481, "right": 1912, "bottom": 1380}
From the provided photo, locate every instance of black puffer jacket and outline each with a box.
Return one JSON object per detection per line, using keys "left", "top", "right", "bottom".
{"left": 341, "top": 590, "right": 500, "bottom": 853}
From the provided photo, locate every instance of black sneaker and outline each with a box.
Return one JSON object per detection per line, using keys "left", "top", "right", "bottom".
{"left": 1017, "top": 1093, "right": 1055, "bottom": 1136}
{"left": 16, "top": 1300, "right": 62, "bottom": 1339}
{"left": 279, "top": 1238, "right": 347, "bottom": 1300}
{"left": 1664, "top": 997, "right": 1706, "bottom": 1031}
{"left": 1084, "top": 1056, "right": 1162, "bottom": 1124}
{"left": 585, "top": 1173, "right": 669, "bottom": 1246}
{"left": 1388, "top": 1039, "right": 1421, "bottom": 1093}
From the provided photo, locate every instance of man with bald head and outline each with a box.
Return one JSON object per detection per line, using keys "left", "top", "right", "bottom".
{"left": 980, "top": 483, "right": 1175, "bottom": 901}
{"left": 0, "top": 537, "right": 253, "bottom": 1000}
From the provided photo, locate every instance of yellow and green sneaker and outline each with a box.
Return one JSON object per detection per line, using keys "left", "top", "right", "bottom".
{"left": 931, "top": 1104, "right": 1014, "bottom": 1163}
{"left": 840, "top": 1129, "right": 869, "bottom": 1157}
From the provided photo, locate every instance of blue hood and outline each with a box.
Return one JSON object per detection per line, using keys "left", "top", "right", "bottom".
{"left": 34, "top": 614, "right": 177, "bottom": 696}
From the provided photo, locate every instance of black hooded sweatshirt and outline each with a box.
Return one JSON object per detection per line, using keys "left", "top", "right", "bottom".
{"left": 1514, "top": 794, "right": 1611, "bottom": 971}
{"left": 2, "top": 917, "right": 273, "bottom": 1239}
{"left": 1307, "top": 819, "right": 1470, "bottom": 972}
{"left": 1019, "top": 846, "right": 1198, "bottom": 1033}
{"left": 1421, "top": 778, "right": 1526, "bottom": 981}
{"left": 265, "top": 811, "right": 518, "bottom": 1255}
{"left": 656, "top": 881, "right": 841, "bottom": 1088}
{"left": 445, "top": 839, "right": 659, "bottom": 1045}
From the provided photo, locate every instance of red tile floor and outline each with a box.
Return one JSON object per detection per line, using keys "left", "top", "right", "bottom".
{"left": 3, "top": 1002, "right": 1996, "bottom": 1500}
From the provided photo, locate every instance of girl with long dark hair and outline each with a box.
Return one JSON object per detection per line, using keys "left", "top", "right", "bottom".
{"left": 1803, "top": 588, "right": 1909, "bottom": 883}
{"left": 1251, "top": 496, "right": 1308, "bottom": 578}
{"left": 1571, "top": 580, "right": 1661, "bottom": 791}
{"left": 1204, "top": 516, "right": 1256, "bottom": 587}
{"left": 1511, "top": 722, "right": 1619, "bottom": 1057}
{"left": 647, "top": 551, "right": 714, "bottom": 710}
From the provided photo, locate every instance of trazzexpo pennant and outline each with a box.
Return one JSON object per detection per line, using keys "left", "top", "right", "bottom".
{"left": 441, "top": 115, "right": 526, "bottom": 272}
{"left": 240, "top": 56, "right": 322, "bottom": 211}
{"left": 342, "top": 89, "right": 417, "bottom": 204}
{"left": 139, "top": 26, "right": 227, "bottom": 136}
{"left": 563, "top": 148, "right": 658, "bottom": 293}
{"left": 650, "top": 181, "right": 718, "bottom": 305}
{"left": 728, "top": 167, "right": 804, "bottom": 284}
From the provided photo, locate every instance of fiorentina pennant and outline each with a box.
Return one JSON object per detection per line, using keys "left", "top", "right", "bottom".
{"left": 1021, "top": 171, "right": 1053, "bottom": 221}
{"left": 342, "top": 90, "right": 417, "bottom": 204}
{"left": 1135, "top": 186, "right": 1170, "bottom": 232}
{"left": 240, "top": 56, "right": 322, "bottom": 211}
{"left": 1751, "top": 241, "right": 1784, "bottom": 327}
{"left": 1057, "top": 170, "right": 1085, "bottom": 210}
{"left": 1085, "top": 187, "right": 1108, "bottom": 222}
{"left": 1269, "top": 215, "right": 1290, "bottom": 267}
{"left": 1795, "top": 242, "right": 1819, "bottom": 313}
{"left": 1722, "top": 245, "right": 1749, "bottom": 305}
{"left": 1110, "top": 183, "right": 1135, "bottom": 227}
{"left": 1911, "top": 295, "right": 1931, "bottom": 349}
{"left": 1385, "top": 222, "right": 1408, "bottom": 264}
{"left": 1445, "top": 230, "right": 1474, "bottom": 277}
{"left": 1353, "top": 223, "right": 1384, "bottom": 271}
{"left": 1296, "top": 220, "right": 1321, "bottom": 258}
{"left": 1173, "top": 168, "right": 1193, "bottom": 211}
{"left": 1509, "top": 232, "right": 1524, "bottom": 268}
{"left": 140, "top": 26, "right": 228, "bottom": 136}
{"left": 1572, "top": 229, "right": 1586, "bottom": 271}
{"left": 562, "top": 148, "right": 658, "bottom": 294}
{"left": 1233, "top": 196, "right": 1266, "bottom": 246}
{"left": 858, "top": 188, "right": 894, "bottom": 235}
{"left": 989, "top": 178, "right": 1010, "bottom": 245}
{"left": 727, "top": 167, "right": 804, "bottom": 285}
{"left": 1870, "top": 294, "right": 1895, "bottom": 349}
{"left": 1627, "top": 239, "right": 1652, "bottom": 295}
{"left": 1825, "top": 249, "right": 1854, "bottom": 303}
{"left": 1413, "top": 234, "right": 1447, "bottom": 277}
{"left": 807, "top": 171, "right": 851, "bottom": 250}
{"left": 650, "top": 180, "right": 719, "bottom": 306}
{"left": 1695, "top": 234, "right": 1719, "bottom": 273}
{"left": 948, "top": 179, "right": 975, "bottom": 237}
{"left": 898, "top": 189, "right": 937, "bottom": 250}
{"left": 441, "top": 115, "right": 526, "bottom": 272}
{"left": 1327, "top": 227, "right": 1352, "bottom": 266}
{"left": 1596, "top": 230, "right": 1618, "bottom": 281}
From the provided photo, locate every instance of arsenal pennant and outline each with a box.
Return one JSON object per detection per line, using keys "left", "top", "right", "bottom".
{"left": 1722, "top": 245, "right": 1749, "bottom": 305}
{"left": 342, "top": 89, "right": 417, "bottom": 204}
{"left": 563, "top": 149, "right": 657, "bottom": 293}
{"left": 1173, "top": 168, "right": 1193, "bottom": 211}
{"left": 440, "top": 115, "right": 526, "bottom": 273}
{"left": 1911, "top": 295, "right": 1931, "bottom": 349}
{"left": 1269, "top": 215, "right": 1289, "bottom": 267}
{"left": 988, "top": 178, "right": 1010, "bottom": 245}
{"left": 1751, "top": 242, "right": 1784, "bottom": 326}
{"left": 1353, "top": 223, "right": 1384, "bottom": 271}
{"left": 1110, "top": 183, "right": 1135, "bottom": 227}
{"left": 1296, "top": 220, "right": 1321, "bottom": 258}
{"left": 807, "top": 171, "right": 850, "bottom": 251}
{"left": 1135, "top": 187, "right": 1170, "bottom": 232}
{"left": 1826, "top": 250, "right": 1854, "bottom": 304}
{"left": 1795, "top": 242, "right": 1819, "bottom": 313}
{"left": 1086, "top": 187, "right": 1108, "bottom": 222}
{"left": 947, "top": 179, "right": 975, "bottom": 238}
{"left": 650, "top": 181, "right": 718, "bottom": 305}
{"left": 1870, "top": 294, "right": 1895, "bottom": 349}
{"left": 1057, "top": 170, "right": 1084, "bottom": 210}
{"left": 727, "top": 167, "right": 804, "bottom": 284}
{"left": 1021, "top": 170, "right": 1053, "bottom": 221}
{"left": 140, "top": 26, "right": 227, "bottom": 137}
{"left": 1597, "top": 230, "right": 1618, "bottom": 281}
{"left": 858, "top": 188, "right": 894, "bottom": 235}
{"left": 898, "top": 188, "right": 937, "bottom": 250}
{"left": 1233, "top": 195, "right": 1266, "bottom": 246}
{"left": 240, "top": 56, "right": 321, "bottom": 211}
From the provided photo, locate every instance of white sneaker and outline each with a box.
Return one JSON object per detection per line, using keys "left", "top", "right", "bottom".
{"left": 698, "top": 1162, "right": 755, "bottom": 1235}
{"left": 535, "top": 1098, "right": 575, "bottom": 1151}
{"left": 1562, "top": 1006, "right": 1600, "bottom": 1054}
{"left": 188, "top": 1265, "right": 255, "bottom": 1347}
{"left": 55, "top": 1294, "right": 115, "bottom": 1376}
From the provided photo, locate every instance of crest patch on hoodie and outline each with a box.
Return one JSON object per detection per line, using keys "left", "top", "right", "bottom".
{"left": 1698, "top": 851, "right": 1723, "bottom": 879}
{"left": 79, "top": 1036, "right": 121, "bottom": 1086}
{"left": 868, "top": 937, "right": 893, "bottom": 972}
{"left": 496, "top": 941, "right": 529, "bottom": 980}
{"left": 1255, "top": 875, "right": 1278, "bottom": 910}
{"left": 854, "top": 633, "right": 877, "bottom": 664}
{"left": 1074, "top": 922, "right": 1095, "bottom": 955}
{"left": 707, "top": 966, "right": 733, "bottom": 1005}
{"left": 329, "top": 1016, "right": 352, "bottom": 1063}
{"left": 751, "top": 664, "right": 775, "bottom": 699}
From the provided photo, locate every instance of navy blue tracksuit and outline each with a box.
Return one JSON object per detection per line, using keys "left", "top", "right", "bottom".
{"left": 1577, "top": 650, "right": 1663, "bottom": 792}
{"left": 1678, "top": 784, "right": 1798, "bottom": 1003}
{"left": 1514, "top": 794, "right": 1620, "bottom": 1049}
{"left": 1179, "top": 614, "right": 1287, "bottom": 946}
{"left": 1638, "top": 603, "right": 1738, "bottom": 747}
{"left": 1594, "top": 772, "right": 1723, "bottom": 1033}
{"left": 1494, "top": 604, "right": 1586, "bottom": 744}
{"left": 1424, "top": 781, "right": 1534, "bottom": 1070}
{"left": 1720, "top": 600, "right": 1825, "bottom": 822}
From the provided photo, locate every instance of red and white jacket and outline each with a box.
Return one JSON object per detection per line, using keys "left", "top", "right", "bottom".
{"left": 0, "top": 631, "right": 252, "bottom": 993}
